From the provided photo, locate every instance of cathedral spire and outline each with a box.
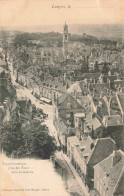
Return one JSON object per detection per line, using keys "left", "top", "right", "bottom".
{"left": 64, "top": 21, "right": 68, "bottom": 33}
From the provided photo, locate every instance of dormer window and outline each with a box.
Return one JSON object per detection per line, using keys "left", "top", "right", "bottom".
{"left": 84, "top": 155, "right": 88, "bottom": 159}
{"left": 84, "top": 153, "right": 89, "bottom": 159}
{"left": 67, "top": 103, "right": 72, "bottom": 109}
{"left": 80, "top": 146, "right": 86, "bottom": 152}
{"left": 66, "top": 112, "right": 71, "bottom": 118}
{"left": 106, "top": 172, "right": 109, "bottom": 177}
{"left": 80, "top": 148, "right": 85, "bottom": 152}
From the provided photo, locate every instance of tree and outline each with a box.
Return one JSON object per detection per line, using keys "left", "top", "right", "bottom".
{"left": 0, "top": 119, "right": 56, "bottom": 159}
{"left": 0, "top": 120, "right": 23, "bottom": 156}
{"left": 22, "top": 121, "right": 56, "bottom": 159}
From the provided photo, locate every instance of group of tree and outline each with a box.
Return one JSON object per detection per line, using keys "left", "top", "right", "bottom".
{"left": 0, "top": 119, "right": 56, "bottom": 159}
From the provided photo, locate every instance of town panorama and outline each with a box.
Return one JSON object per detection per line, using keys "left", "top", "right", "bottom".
{"left": 0, "top": 23, "right": 124, "bottom": 196}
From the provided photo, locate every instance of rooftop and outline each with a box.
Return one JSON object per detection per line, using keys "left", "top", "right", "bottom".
{"left": 117, "top": 94, "right": 124, "bottom": 112}
{"left": 94, "top": 150, "right": 124, "bottom": 195}
{"left": 103, "top": 115, "right": 123, "bottom": 126}
{"left": 0, "top": 59, "right": 6, "bottom": 66}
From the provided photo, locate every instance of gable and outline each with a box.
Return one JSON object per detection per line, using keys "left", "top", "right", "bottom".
{"left": 59, "top": 94, "right": 82, "bottom": 110}
{"left": 88, "top": 138, "right": 116, "bottom": 166}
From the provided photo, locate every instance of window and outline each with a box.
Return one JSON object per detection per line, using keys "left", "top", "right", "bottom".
{"left": 80, "top": 148, "right": 85, "bottom": 152}
{"left": 66, "top": 112, "right": 71, "bottom": 118}
{"left": 67, "top": 120, "right": 71, "bottom": 125}
{"left": 67, "top": 103, "right": 72, "bottom": 109}
{"left": 65, "top": 35, "right": 67, "bottom": 40}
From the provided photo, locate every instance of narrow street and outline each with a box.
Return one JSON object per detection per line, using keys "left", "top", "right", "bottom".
{"left": 7, "top": 60, "right": 88, "bottom": 196}
{"left": 8, "top": 60, "right": 60, "bottom": 146}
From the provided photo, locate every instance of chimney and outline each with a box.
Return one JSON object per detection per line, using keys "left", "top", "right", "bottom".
{"left": 64, "top": 73, "right": 66, "bottom": 81}
{"left": 107, "top": 88, "right": 109, "bottom": 93}
{"left": 109, "top": 90, "right": 112, "bottom": 96}
{"left": 100, "top": 91, "right": 103, "bottom": 98}
{"left": 53, "top": 92, "right": 56, "bottom": 102}
{"left": 117, "top": 73, "right": 120, "bottom": 80}
{"left": 107, "top": 79, "right": 111, "bottom": 88}
{"left": 108, "top": 97, "right": 111, "bottom": 116}
{"left": 75, "top": 91, "right": 77, "bottom": 99}
{"left": 117, "top": 86, "right": 120, "bottom": 93}
{"left": 56, "top": 94, "right": 59, "bottom": 105}
{"left": 65, "top": 83, "right": 69, "bottom": 91}
{"left": 99, "top": 74, "right": 103, "bottom": 83}
{"left": 108, "top": 70, "right": 111, "bottom": 76}
{"left": 91, "top": 126, "right": 94, "bottom": 138}
{"left": 62, "top": 80, "right": 65, "bottom": 86}
{"left": 120, "top": 87, "right": 123, "bottom": 93}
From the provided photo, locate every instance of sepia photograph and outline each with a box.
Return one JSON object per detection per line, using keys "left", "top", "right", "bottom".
{"left": 0, "top": 0, "right": 124, "bottom": 195}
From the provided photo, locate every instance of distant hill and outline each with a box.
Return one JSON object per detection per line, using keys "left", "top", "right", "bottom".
{"left": 0, "top": 24, "right": 123, "bottom": 40}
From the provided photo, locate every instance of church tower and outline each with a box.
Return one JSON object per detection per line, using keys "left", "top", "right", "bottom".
{"left": 63, "top": 22, "right": 69, "bottom": 54}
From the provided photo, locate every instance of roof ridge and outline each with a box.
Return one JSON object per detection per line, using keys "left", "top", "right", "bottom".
{"left": 87, "top": 137, "right": 97, "bottom": 164}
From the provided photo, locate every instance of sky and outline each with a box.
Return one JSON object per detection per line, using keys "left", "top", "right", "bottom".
{"left": 0, "top": 0, "right": 124, "bottom": 28}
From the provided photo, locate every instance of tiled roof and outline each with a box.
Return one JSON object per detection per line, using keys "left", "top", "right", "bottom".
{"left": 56, "top": 93, "right": 83, "bottom": 110}
{"left": 110, "top": 96, "right": 121, "bottom": 114}
{"left": 81, "top": 73, "right": 101, "bottom": 80}
{"left": 67, "top": 80, "right": 89, "bottom": 94}
{"left": 103, "top": 115, "right": 123, "bottom": 126}
{"left": 89, "top": 83, "right": 110, "bottom": 96}
{"left": 77, "top": 96, "right": 89, "bottom": 107}
{"left": 67, "top": 81, "right": 82, "bottom": 93}
{"left": 0, "top": 67, "right": 6, "bottom": 73}
{"left": 85, "top": 117, "right": 102, "bottom": 132}
{"left": 93, "top": 97, "right": 109, "bottom": 117}
{"left": 57, "top": 93, "right": 68, "bottom": 106}
{"left": 67, "top": 136, "right": 79, "bottom": 146}
{"left": 42, "top": 77, "right": 66, "bottom": 92}
{"left": 57, "top": 118, "right": 67, "bottom": 135}
{"left": 94, "top": 150, "right": 124, "bottom": 195}
{"left": 117, "top": 94, "right": 124, "bottom": 112}
{"left": 0, "top": 85, "right": 10, "bottom": 103}
{"left": 111, "top": 80, "right": 124, "bottom": 90}
{"left": 103, "top": 75, "right": 117, "bottom": 82}
{"left": 75, "top": 136, "right": 94, "bottom": 163}
{"left": 88, "top": 137, "right": 116, "bottom": 165}
{"left": 79, "top": 81, "right": 89, "bottom": 93}
{"left": 0, "top": 59, "right": 6, "bottom": 66}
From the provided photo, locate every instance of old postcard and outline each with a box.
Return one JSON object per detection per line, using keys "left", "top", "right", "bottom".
{"left": 0, "top": 0, "right": 124, "bottom": 196}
